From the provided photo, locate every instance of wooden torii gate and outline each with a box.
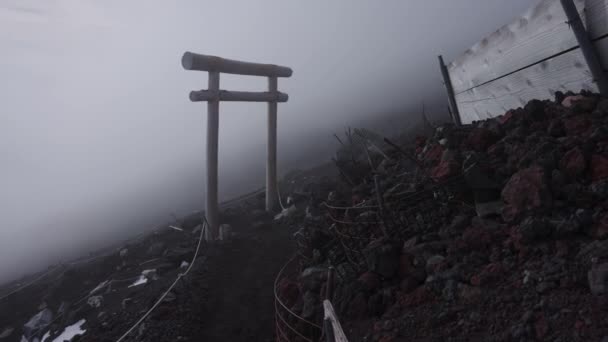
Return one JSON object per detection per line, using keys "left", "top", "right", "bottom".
{"left": 181, "top": 52, "right": 292, "bottom": 240}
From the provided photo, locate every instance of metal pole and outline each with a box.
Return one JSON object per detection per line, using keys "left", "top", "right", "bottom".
{"left": 560, "top": 0, "right": 608, "bottom": 95}
{"left": 438, "top": 55, "right": 462, "bottom": 125}
{"left": 206, "top": 71, "right": 220, "bottom": 240}
{"left": 267, "top": 76, "right": 278, "bottom": 212}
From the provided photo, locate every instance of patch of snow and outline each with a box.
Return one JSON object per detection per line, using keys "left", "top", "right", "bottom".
{"left": 128, "top": 269, "right": 158, "bottom": 288}
{"left": 142, "top": 269, "right": 156, "bottom": 276}
{"left": 169, "top": 226, "right": 184, "bottom": 231}
{"left": 180, "top": 261, "right": 189, "bottom": 268}
{"left": 50, "top": 319, "right": 86, "bottom": 342}
{"left": 142, "top": 269, "right": 158, "bottom": 280}
{"left": 128, "top": 275, "right": 148, "bottom": 288}
{"left": 41, "top": 331, "right": 50, "bottom": 341}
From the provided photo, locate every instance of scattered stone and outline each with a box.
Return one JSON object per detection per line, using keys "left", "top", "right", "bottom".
{"left": 588, "top": 262, "right": 608, "bottom": 295}
{"left": 23, "top": 309, "right": 52, "bottom": 339}
{"left": 536, "top": 281, "right": 557, "bottom": 294}
{"left": 122, "top": 298, "right": 132, "bottom": 310}
{"left": 425, "top": 255, "right": 446, "bottom": 275}
{"left": 0, "top": 327, "right": 13, "bottom": 339}
{"left": 146, "top": 242, "right": 166, "bottom": 257}
{"left": 87, "top": 295, "right": 103, "bottom": 308}
{"left": 519, "top": 217, "right": 552, "bottom": 244}
{"left": 562, "top": 95, "right": 586, "bottom": 108}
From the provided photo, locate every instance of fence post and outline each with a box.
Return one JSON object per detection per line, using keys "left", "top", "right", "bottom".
{"left": 560, "top": 0, "right": 608, "bottom": 96}
{"left": 324, "top": 267, "right": 335, "bottom": 342}
{"left": 438, "top": 55, "right": 462, "bottom": 125}
{"left": 267, "top": 76, "right": 278, "bottom": 212}
{"left": 206, "top": 71, "right": 220, "bottom": 240}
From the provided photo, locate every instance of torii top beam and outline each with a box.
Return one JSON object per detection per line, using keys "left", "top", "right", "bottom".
{"left": 181, "top": 52, "right": 293, "bottom": 78}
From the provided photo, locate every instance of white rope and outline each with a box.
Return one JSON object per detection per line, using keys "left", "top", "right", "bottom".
{"left": 276, "top": 182, "right": 287, "bottom": 211}
{"left": 115, "top": 219, "right": 207, "bottom": 342}
{"left": 0, "top": 266, "right": 61, "bottom": 302}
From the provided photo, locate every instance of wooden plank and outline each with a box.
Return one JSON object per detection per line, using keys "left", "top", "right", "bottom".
{"left": 448, "top": 0, "right": 586, "bottom": 94}
{"left": 455, "top": 47, "right": 597, "bottom": 123}
{"left": 189, "top": 89, "right": 288, "bottom": 102}
{"left": 182, "top": 52, "right": 293, "bottom": 78}
{"left": 322, "top": 300, "right": 349, "bottom": 342}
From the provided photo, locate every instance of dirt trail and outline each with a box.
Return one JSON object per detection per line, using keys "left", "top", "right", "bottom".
{"left": 128, "top": 215, "right": 295, "bottom": 342}
{"left": 195, "top": 226, "right": 294, "bottom": 341}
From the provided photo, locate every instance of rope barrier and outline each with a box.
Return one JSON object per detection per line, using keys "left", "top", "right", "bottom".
{"left": 0, "top": 266, "right": 62, "bottom": 302}
{"left": 276, "top": 181, "right": 287, "bottom": 211}
{"left": 115, "top": 216, "right": 207, "bottom": 342}
{"left": 324, "top": 209, "right": 381, "bottom": 226}
{"left": 320, "top": 202, "right": 379, "bottom": 210}
{"left": 273, "top": 255, "right": 323, "bottom": 331}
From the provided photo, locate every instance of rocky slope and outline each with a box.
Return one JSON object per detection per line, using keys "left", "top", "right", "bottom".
{"left": 275, "top": 91, "right": 608, "bottom": 341}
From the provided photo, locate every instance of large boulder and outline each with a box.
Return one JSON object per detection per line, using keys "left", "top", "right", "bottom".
{"left": 518, "top": 217, "right": 553, "bottom": 244}
{"left": 430, "top": 149, "right": 461, "bottom": 182}
{"left": 501, "top": 166, "right": 552, "bottom": 222}
{"left": 588, "top": 262, "right": 608, "bottom": 295}
{"left": 364, "top": 240, "right": 400, "bottom": 278}
{"left": 591, "top": 154, "right": 608, "bottom": 182}
{"left": 464, "top": 128, "right": 500, "bottom": 152}
{"left": 23, "top": 309, "right": 52, "bottom": 339}
{"left": 559, "top": 147, "right": 587, "bottom": 179}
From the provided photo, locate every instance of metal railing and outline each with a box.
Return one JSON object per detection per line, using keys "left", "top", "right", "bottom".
{"left": 274, "top": 255, "right": 323, "bottom": 342}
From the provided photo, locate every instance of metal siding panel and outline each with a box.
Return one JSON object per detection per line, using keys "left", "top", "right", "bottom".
{"left": 456, "top": 48, "right": 598, "bottom": 124}
{"left": 586, "top": 0, "right": 608, "bottom": 38}
{"left": 448, "top": 0, "right": 585, "bottom": 94}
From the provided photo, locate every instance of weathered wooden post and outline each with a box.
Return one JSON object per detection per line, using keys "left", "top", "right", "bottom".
{"left": 206, "top": 71, "right": 220, "bottom": 240}
{"left": 560, "top": 0, "right": 608, "bottom": 96}
{"left": 181, "top": 52, "right": 292, "bottom": 239}
{"left": 267, "top": 76, "right": 278, "bottom": 212}
{"left": 438, "top": 55, "right": 462, "bottom": 126}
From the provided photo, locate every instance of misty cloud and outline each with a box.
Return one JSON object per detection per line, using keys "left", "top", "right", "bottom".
{"left": 0, "top": 0, "right": 533, "bottom": 280}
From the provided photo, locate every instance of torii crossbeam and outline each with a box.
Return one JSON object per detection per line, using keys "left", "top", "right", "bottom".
{"left": 181, "top": 52, "right": 292, "bottom": 240}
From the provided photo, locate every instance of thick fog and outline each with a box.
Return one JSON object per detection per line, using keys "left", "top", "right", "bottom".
{"left": 0, "top": 0, "right": 533, "bottom": 281}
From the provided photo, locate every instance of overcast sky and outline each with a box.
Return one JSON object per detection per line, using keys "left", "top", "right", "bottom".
{"left": 0, "top": 0, "right": 533, "bottom": 280}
